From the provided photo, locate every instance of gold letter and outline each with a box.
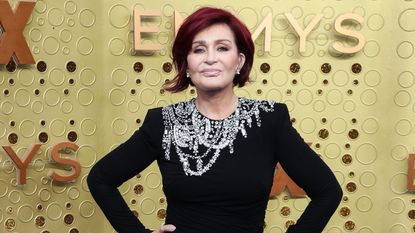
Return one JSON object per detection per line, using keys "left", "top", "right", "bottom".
{"left": 133, "top": 10, "right": 161, "bottom": 52}
{"left": 3, "top": 144, "right": 41, "bottom": 185}
{"left": 47, "top": 142, "right": 81, "bottom": 183}
{"left": 332, "top": 13, "right": 365, "bottom": 54}
{"left": 251, "top": 13, "right": 272, "bottom": 52}
{"left": 270, "top": 142, "right": 313, "bottom": 197}
{"left": 0, "top": 0, "right": 36, "bottom": 64}
{"left": 270, "top": 163, "right": 306, "bottom": 197}
{"left": 285, "top": 13, "right": 323, "bottom": 53}
{"left": 174, "top": 10, "right": 183, "bottom": 37}
{"left": 408, "top": 154, "right": 415, "bottom": 191}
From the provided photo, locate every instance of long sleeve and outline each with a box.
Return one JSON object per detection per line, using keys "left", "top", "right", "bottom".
{"left": 87, "top": 109, "right": 162, "bottom": 233}
{"left": 274, "top": 104, "right": 343, "bottom": 233}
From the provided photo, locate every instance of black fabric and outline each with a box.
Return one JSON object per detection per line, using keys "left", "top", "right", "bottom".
{"left": 87, "top": 101, "right": 342, "bottom": 233}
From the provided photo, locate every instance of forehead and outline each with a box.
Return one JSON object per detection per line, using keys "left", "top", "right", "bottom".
{"left": 192, "top": 23, "right": 236, "bottom": 43}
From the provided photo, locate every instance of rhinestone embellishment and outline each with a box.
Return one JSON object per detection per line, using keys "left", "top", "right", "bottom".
{"left": 162, "top": 97, "right": 275, "bottom": 176}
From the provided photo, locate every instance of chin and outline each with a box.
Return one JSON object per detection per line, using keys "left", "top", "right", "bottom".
{"left": 196, "top": 84, "right": 233, "bottom": 94}
{"left": 197, "top": 86, "right": 223, "bottom": 92}
{"left": 192, "top": 78, "right": 233, "bottom": 92}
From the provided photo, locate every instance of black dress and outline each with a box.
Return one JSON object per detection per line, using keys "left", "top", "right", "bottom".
{"left": 87, "top": 98, "right": 342, "bottom": 233}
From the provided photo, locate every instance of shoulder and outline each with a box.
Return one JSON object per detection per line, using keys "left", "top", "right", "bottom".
{"left": 139, "top": 107, "right": 165, "bottom": 142}
{"left": 161, "top": 99, "right": 195, "bottom": 121}
{"left": 145, "top": 107, "right": 163, "bottom": 118}
{"left": 162, "top": 99, "right": 193, "bottom": 111}
{"left": 239, "top": 97, "right": 287, "bottom": 114}
{"left": 141, "top": 107, "right": 163, "bottom": 128}
{"left": 147, "top": 106, "right": 163, "bottom": 114}
{"left": 240, "top": 98, "right": 291, "bottom": 130}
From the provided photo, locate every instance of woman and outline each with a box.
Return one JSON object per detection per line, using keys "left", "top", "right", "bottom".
{"left": 87, "top": 7, "right": 343, "bottom": 233}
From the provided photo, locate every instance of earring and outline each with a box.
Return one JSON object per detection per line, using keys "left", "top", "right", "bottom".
{"left": 236, "top": 69, "right": 240, "bottom": 75}
{"left": 186, "top": 72, "right": 190, "bottom": 78}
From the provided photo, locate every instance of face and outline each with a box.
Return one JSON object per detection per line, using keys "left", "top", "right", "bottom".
{"left": 186, "top": 23, "right": 245, "bottom": 94}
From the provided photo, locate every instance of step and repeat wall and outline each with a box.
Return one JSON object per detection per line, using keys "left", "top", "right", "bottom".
{"left": 1, "top": 0, "right": 415, "bottom": 232}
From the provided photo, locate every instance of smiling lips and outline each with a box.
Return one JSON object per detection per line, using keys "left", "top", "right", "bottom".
{"left": 200, "top": 69, "right": 222, "bottom": 77}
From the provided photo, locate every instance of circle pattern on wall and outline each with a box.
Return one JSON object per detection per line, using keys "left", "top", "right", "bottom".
{"left": 0, "top": 1, "right": 413, "bottom": 232}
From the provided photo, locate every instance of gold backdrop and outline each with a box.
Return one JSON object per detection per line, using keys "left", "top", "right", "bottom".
{"left": 1, "top": 0, "right": 414, "bottom": 232}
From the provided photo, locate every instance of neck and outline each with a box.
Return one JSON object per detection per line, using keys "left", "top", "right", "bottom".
{"left": 195, "top": 91, "right": 238, "bottom": 120}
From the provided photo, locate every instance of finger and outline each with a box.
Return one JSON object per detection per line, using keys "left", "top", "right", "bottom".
{"left": 160, "top": 224, "right": 176, "bottom": 232}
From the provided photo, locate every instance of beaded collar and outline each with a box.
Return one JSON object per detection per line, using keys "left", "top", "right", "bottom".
{"left": 161, "top": 97, "right": 275, "bottom": 176}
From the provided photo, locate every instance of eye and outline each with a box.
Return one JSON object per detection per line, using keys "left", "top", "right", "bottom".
{"left": 217, "top": 46, "right": 229, "bottom": 52}
{"left": 192, "top": 47, "right": 205, "bottom": 54}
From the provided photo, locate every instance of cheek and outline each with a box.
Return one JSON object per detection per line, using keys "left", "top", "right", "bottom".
{"left": 224, "top": 60, "right": 239, "bottom": 71}
{"left": 186, "top": 56, "right": 199, "bottom": 71}
{"left": 228, "top": 55, "right": 241, "bottom": 66}
{"left": 186, "top": 56, "right": 191, "bottom": 68}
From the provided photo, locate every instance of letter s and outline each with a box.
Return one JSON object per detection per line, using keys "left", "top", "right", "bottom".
{"left": 333, "top": 13, "right": 365, "bottom": 54}
{"left": 47, "top": 142, "right": 81, "bottom": 182}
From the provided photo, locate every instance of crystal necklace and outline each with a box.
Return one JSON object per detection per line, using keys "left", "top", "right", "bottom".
{"left": 162, "top": 97, "right": 275, "bottom": 176}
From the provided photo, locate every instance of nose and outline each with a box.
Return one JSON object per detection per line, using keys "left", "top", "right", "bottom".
{"left": 204, "top": 48, "right": 217, "bottom": 64}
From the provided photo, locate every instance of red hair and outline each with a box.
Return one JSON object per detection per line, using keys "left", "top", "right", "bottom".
{"left": 163, "top": 7, "right": 254, "bottom": 93}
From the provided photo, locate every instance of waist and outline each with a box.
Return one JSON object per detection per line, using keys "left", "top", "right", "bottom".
{"left": 165, "top": 202, "right": 265, "bottom": 233}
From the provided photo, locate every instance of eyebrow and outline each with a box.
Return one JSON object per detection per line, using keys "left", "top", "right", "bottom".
{"left": 192, "top": 39, "right": 233, "bottom": 45}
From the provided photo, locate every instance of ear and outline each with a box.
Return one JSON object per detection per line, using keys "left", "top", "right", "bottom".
{"left": 238, "top": 53, "right": 246, "bottom": 70}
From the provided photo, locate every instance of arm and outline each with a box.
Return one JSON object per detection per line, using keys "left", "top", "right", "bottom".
{"left": 274, "top": 104, "right": 343, "bottom": 233}
{"left": 87, "top": 109, "right": 160, "bottom": 233}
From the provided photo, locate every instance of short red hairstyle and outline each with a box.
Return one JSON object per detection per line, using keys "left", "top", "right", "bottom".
{"left": 163, "top": 7, "right": 255, "bottom": 93}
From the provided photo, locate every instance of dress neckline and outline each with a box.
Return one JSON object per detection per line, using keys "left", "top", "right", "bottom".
{"left": 161, "top": 97, "right": 276, "bottom": 175}
{"left": 191, "top": 97, "right": 240, "bottom": 122}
